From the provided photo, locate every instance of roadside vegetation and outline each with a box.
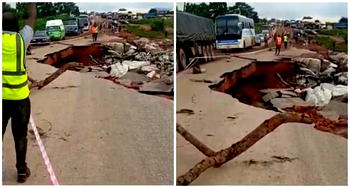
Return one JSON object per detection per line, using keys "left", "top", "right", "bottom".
{"left": 127, "top": 18, "right": 173, "bottom": 39}
{"left": 4, "top": 2, "right": 80, "bottom": 31}
{"left": 19, "top": 15, "right": 72, "bottom": 30}
{"left": 315, "top": 29, "right": 347, "bottom": 52}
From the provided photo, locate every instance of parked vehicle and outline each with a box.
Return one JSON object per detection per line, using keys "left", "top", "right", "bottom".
{"left": 78, "top": 15, "right": 89, "bottom": 32}
{"left": 215, "top": 14, "right": 256, "bottom": 50}
{"left": 64, "top": 19, "right": 79, "bottom": 35}
{"left": 254, "top": 33, "right": 265, "bottom": 45}
{"left": 262, "top": 30, "right": 270, "bottom": 39}
{"left": 31, "top": 30, "right": 50, "bottom": 44}
{"left": 177, "top": 12, "right": 216, "bottom": 71}
{"left": 46, "top": 19, "right": 65, "bottom": 40}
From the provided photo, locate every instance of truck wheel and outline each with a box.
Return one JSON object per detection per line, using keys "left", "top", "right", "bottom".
{"left": 209, "top": 44, "right": 215, "bottom": 61}
{"left": 178, "top": 48, "right": 188, "bottom": 70}
{"left": 205, "top": 45, "right": 210, "bottom": 62}
{"left": 206, "top": 45, "right": 212, "bottom": 61}
{"left": 203, "top": 45, "right": 209, "bottom": 62}
{"left": 206, "top": 45, "right": 211, "bottom": 61}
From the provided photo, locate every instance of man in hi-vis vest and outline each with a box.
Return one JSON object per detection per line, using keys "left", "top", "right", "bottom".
{"left": 2, "top": 3, "right": 36, "bottom": 183}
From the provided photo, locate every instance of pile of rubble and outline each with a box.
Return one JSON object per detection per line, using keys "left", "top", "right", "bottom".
{"left": 95, "top": 37, "right": 174, "bottom": 96}
{"left": 291, "top": 52, "right": 347, "bottom": 106}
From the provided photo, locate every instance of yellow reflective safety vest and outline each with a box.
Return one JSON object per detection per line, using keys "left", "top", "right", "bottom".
{"left": 2, "top": 32, "right": 30, "bottom": 100}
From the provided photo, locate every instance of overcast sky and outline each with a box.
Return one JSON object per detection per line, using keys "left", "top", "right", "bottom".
{"left": 76, "top": 2, "right": 173, "bottom": 13}
{"left": 176, "top": 2, "right": 347, "bottom": 22}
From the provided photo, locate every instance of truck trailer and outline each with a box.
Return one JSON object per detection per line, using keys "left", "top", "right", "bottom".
{"left": 176, "top": 12, "right": 216, "bottom": 71}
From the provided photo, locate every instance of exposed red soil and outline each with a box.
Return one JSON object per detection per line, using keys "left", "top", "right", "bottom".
{"left": 210, "top": 60, "right": 297, "bottom": 109}
{"left": 38, "top": 44, "right": 104, "bottom": 68}
{"left": 284, "top": 106, "right": 347, "bottom": 138}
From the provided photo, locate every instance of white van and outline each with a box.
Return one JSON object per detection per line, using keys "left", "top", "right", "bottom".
{"left": 46, "top": 19, "right": 65, "bottom": 40}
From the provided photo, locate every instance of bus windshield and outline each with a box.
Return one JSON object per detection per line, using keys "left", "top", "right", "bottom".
{"left": 216, "top": 16, "right": 241, "bottom": 39}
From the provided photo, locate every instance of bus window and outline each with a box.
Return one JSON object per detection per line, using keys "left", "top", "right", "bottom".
{"left": 227, "top": 17, "right": 239, "bottom": 34}
{"left": 216, "top": 17, "right": 227, "bottom": 35}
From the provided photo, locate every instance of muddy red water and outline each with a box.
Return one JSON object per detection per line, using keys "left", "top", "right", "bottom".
{"left": 210, "top": 60, "right": 297, "bottom": 110}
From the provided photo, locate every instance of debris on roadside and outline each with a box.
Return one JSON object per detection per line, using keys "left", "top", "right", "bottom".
{"left": 99, "top": 38, "right": 174, "bottom": 97}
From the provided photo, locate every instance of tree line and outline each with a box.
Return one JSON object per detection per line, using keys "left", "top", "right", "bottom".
{"left": 182, "top": 2, "right": 259, "bottom": 23}
{"left": 3, "top": 2, "right": 80, "bottom": 19}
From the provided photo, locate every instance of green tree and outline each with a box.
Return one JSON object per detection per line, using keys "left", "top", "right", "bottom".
{"left": 184, "top": 3, "right": 210, "bottom": 18}
{"left": 3, "top": 3, "right": 16, "bottom": 13}
{"left": 12, "top": 2, "right": 80, "bottom": 19}
{"left": 208, "top": 2, "right": 227, "bottom": 18}
{"left": 228, "top": 2, "right": 259, "bottom": 22}
{"left": 53, "top": 2, "right": 79, "bottom": 16}
{"left": 36, "top": 2, "right": 55, "bottom": 17}
{"left": 15, "top": 2, "right": 28, "bottom": 19}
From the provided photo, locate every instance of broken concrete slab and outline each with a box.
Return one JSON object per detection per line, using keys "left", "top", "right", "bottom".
{"left": 122, "top": 60, "right": 150, "bottom": 70}
{"left": 139, "top": 80, "right": 173, "bottom": 94}
{"left": 293, "top": 57, "right": 321, "bottom": 74}
{"left": 271, "top": 97, "right": 310, "bottom": 109}
{"left": 119, "top": 71, "right": 151, "bottom": 82}
{"left": 262, "top": 91, "right": 280, "bottom": 102}
{"left": 109, "top": 63, "right": 129, "bottom": 78}
{"left": 140, "top": 64, "right": 159, "bottom": 73}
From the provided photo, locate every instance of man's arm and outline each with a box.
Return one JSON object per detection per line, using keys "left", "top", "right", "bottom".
{"left": 20, "top": 3, "right": 36, "bottom": 49}
{"left": 25, "top": 3, "right": 36, "bottom": 29}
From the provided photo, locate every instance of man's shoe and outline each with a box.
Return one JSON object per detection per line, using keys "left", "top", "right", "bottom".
{"left": 17, "top": 167, "right": 30, "bottom": 183}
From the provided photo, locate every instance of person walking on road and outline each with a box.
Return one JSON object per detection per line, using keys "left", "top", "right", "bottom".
{"left": 283, "top": 34, "right": 289, "bottom": 49}
{"left": 91, "top": 23, "right": 98, "bottom": 42}
{"left": 275, "top": 35, "right": 282, "bottom": 55}
{"left": 2, "top": 2, "right": 36, "bottom": 183}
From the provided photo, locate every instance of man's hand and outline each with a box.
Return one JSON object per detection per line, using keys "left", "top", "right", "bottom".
{"left": 25, "top": 3, "right": 36, "bottom": 29}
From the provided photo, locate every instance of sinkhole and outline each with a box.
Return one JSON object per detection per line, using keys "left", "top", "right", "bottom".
{"left": 209, "top": 60, "right": 298, "bottom": 111}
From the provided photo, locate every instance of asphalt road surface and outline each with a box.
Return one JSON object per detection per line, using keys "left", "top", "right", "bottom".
{"left": 3, "top": 34, "right": 174, "bottom": 185}
{"left": 176, "top": 46, "right": 347, "bottom": 185}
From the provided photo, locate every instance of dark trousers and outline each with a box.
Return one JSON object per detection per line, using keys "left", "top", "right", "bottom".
{"left": 284, "top": 41, "right": 288, "bottom": 49}
{"left": 3, "top": 98, "right": 31, "bottom": 172}
{"left": 92, "top": 33, "right": 98, "bottom": 42}
{"left": 275, "top": 45, "right": 281, "bottom": 55}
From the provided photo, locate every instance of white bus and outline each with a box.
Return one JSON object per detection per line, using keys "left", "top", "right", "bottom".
{"left": 215, "top": 14, "right": 255, "bottom": 50}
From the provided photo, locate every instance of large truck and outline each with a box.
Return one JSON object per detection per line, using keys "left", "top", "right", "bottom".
{"left": 176, "top": 12, "right": 216, "bottom": 71}
{"left": 63, "top": 18, "right": 79, "bottom": 35}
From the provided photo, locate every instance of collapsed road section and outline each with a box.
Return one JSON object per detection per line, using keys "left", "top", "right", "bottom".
{"left": 210, "top": 52, "right": 347, "bottom": 110}
{"left": 34, "top": 38, "right": 174, "bottom": 98}
{"left": 177, "top": 49, "right": 347, "bottom": 185}
{"left": 209, "top": 60, "right": 297, "bottom": 110}
{"left": 209, "top": 53, "right": 348, "bottom": 137}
